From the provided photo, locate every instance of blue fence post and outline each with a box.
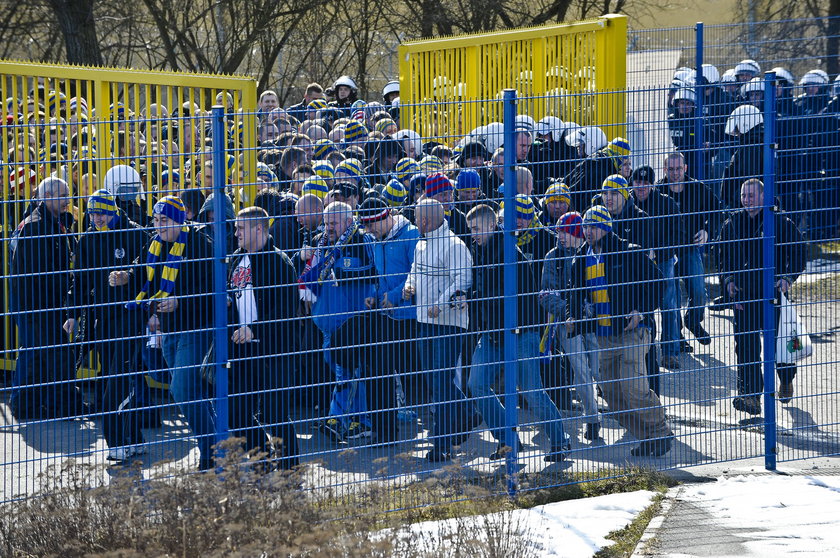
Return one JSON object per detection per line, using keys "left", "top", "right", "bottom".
{"left": 694, "top": 22, "right": 705, "bottom": 183}
{"left": 502, "top": 89, "right": 519, "bottom": 495}
{"left": 762, "top": 72, "right": 777, "bottom": 471}
{"left": 210, "top": 105, "right": 230, "bottom": 448}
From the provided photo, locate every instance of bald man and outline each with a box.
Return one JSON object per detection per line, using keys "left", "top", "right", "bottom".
{"left": 301, "top": 202, "right": 377, "bottom": 442}
{"left": 404, "top": 199, "right": 474, "bottom": 462}
{"left": 295, "top": 194, "right": 325, "bottom": 255}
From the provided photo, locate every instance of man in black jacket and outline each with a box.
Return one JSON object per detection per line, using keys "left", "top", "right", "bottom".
{"left": 228, "top": 206, "right": 299, "bottom": 468}
{"left": 632, "top": 167, "right": 686, "bottom": 370}
{"left": 131, "top": 196, "right": 216, "bottom": 470}
{"left": 9, "top": 177, "right": 83, "bottom": 421}
{"left": 718, "top": 179, "right": 807, "bottom": 415}
{"left": 64, "top": 190, "right": 149, "bottom": 460}
{"left": 568, "top": 206, "right": 674, "bottom": 457}
{"left": 659, "top": 152, "right": 725, "bottom": 346}
{"left": 465, "top": 204, "right": 569, "bottom": 462}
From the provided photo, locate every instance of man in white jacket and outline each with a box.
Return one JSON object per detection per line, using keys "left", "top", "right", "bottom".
{"left": 404, "top": 199, "right": 474, "bottom": 462}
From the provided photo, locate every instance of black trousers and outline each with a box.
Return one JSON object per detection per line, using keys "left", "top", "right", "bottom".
{"left": 229, "top": 342, "right": 299, "bottom": 468}
{"left": 330, "top": 313, "right": 399, "bottom": 436}
{"left": 733, "top": 298, "right": 797, "bottom": 396}
{"left": 95, "top": 336, "right": 144, "bottom": 449}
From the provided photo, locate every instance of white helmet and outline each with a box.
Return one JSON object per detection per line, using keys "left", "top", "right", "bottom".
{"left": 721, "top": 69, "right": 738, "bottom": 84}
{"left": 104, "top": 164, "right": 142, "bottom": 199}
{"left": 673, "top": 88, "right": 697, "bottom": 104}
{"left": 382, "top": 80, "right": 400, "bottom": 98}
{"left": 482, "top": 122, "right": 505, "bottom": 154}
{"left": 560, "top": 121, "right": 580, "bottom": 141}
{"left": 725, "top": 104, "right": 763, "bottom": 136}
{"left": 515, "top": 114, "right": 536, "bottom": 133}
{"left": 333, "top": 75, "right": 358, "bottom": 91}
{"left": 833, "top": 75, "right": 840, "bottom": 98}
{"left": 674, "top": 67, "right": 694, "bottom": 82}
{"left": 699, "top": 64, "right": 720, "bottom": 84}
{"left": 735, "top": 59, "right": 761, "bottom": 78}
{"left": 395, "top": 129, "right": 421, "bottom": 158}
{"left": 800, "top": 70, "right": 828, "bottom": 86}
{"left": 535, "top": 116, "right": 564, "bottom": 142}
{"left": 565, "top": 125, "right": 607, "bottom": 156}
{"left": 812, "top": 69, "right": 830, "bottom": 82}
{"left": 770, "top": 67, "right": 795, "bottom": 87}
{"left": 740, "top": 77, "right": 765, "bottom": 97}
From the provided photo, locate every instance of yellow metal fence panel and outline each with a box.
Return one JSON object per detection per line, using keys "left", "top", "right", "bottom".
{"left": 0, "top": 60, "right": 258, "bottom": 374}
{"left": 398, "top": 15, "right": 627, "bottom": 143}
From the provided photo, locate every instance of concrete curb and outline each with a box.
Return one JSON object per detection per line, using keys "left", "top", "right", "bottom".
{"left": 630, "top": 486, "right": 680, "bottom": 557}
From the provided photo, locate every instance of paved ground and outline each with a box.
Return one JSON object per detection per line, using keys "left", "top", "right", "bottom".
{"left": 631, "top": 458, "right": 840, "bottom": 557}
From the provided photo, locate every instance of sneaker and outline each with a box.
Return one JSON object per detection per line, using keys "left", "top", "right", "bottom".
{"left": 107, "top": 445, "right": 144, "bottom": 461}
{"left": 319, "top": 418, "right": 346, "bottom": 442}
{"left": 584, "top": 423, "right": 601, "bottom": 442}
{"left": 544, "top": 444, "right": 569, "bottom": 462}
{"left": 778, "top": 383, "right": 794, "bottom": 403}
{"left": 709, "top": 295, "right": 731, "bottom": 312}
{"left": 732, "top": 395, "right": 762, "bottom": 416}
{"left": 346, "top": 421, "right": 372, "bottom": 440}
{"left": 489, "top": 442, "right": 514, "bottom": 461}
{"left": 686, "top": 323, "right": 711, "bottom": 345}
{"left": 661, "top": 355, "right": 680, "bottom": 370}
{"left": 679, "top": 340, "right": 694, "bottom": 354}
{"left": 426, "top": 448, "right": 452, "bottom": 463}
{"left": 630, "top": 435, "right": 675, "bottom": 457}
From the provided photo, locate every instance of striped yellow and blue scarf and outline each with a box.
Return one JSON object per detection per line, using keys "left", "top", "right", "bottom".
{"left": 126, "top": 226, "right": 189, "bottom": 310}
{"left": 585, "top": 252, "right": 613, "bottom": 336}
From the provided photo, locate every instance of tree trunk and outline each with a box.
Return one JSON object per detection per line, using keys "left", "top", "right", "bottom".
{"left": 47, "top": 0, "right": 103, "bottom": 66}
{"left": 827, "top": 0, "right": 840, "bottom": 76}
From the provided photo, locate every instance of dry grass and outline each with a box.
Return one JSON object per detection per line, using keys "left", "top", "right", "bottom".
{"left": 0, "top": 440, "right": 676, "bottom": 557}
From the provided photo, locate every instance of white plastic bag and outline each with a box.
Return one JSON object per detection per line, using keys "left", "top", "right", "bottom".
{"left": 776, "top": 293, "right": 813, "bottom": 364}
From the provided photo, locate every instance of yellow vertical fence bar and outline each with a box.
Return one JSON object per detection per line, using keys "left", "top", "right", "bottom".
{"left": 398, "top": 14, "right": 627, "bottom": 143}
{"left": 594, "top": 14, "right": 627, "bottom": 138}
{"left": 0, "top": 60, "right": 258, "bottom": 371}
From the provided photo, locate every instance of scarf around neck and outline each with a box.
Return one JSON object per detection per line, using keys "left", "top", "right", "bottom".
{"left": 126, "top": 226, "right": 189, "bottom": 310}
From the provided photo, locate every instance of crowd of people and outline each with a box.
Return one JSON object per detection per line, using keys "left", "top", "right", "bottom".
{"left": 1, "top": 58, "right": 828, "bottom": 470}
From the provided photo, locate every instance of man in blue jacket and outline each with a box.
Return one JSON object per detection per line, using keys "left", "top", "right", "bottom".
{"left": 300, "top": 201, "right": 377, "bottom": 442}
{"left": 359, "top": 196, "right": 420, "bottom": 443}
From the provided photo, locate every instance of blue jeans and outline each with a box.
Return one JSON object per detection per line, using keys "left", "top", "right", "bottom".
{"left": 417, "top": 323, "right": 471, "bottom": 451}
{"left": 162, "top": 331, "right": 216, "bottom": 463}
{"left": 322, "top": 334, "right": 369, "bottom": 429}
{"left": 658, "top": 256, "right": 680, "bottom": 356}
{"left": 468, "top": 332, "right": 568, "bottom": 448}
{"left": 677, "top": 247, "right": 708, "bottom": 329}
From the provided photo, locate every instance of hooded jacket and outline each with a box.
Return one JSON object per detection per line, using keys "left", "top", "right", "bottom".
{"left": 370, "top": 215, "right": 420, "bottom": 321}
{"left": 405, "top": 220, "right": 473, "bottom": 330}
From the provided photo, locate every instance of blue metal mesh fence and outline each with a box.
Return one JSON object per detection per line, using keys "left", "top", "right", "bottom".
{"left": 0, "top": 16, "right": 838, "bottom": 509}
